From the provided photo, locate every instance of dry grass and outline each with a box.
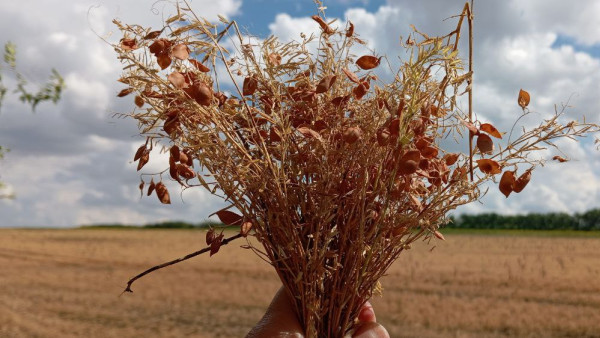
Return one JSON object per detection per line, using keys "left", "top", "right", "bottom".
{"left": 2, "top": 228, "right": 600, "bottom": 337}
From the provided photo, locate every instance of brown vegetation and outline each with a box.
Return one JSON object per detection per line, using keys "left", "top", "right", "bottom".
{"left": 2, "top": 229, "right": 600, "bottom": 337}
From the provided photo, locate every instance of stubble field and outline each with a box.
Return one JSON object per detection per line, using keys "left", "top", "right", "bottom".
{"left": 1, "top": 228, "right": 600, "bottom": 338}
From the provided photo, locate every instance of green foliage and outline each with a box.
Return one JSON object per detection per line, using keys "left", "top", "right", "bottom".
{"left": 449, "top": 209, "right": 600, "bottom": 231}
{"left": 0, "top": 41, "right": 65, "bottom": 112}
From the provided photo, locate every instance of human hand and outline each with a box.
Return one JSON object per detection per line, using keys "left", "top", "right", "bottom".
{"left": 247, "top": 287, "right": 389, "bottom": 338}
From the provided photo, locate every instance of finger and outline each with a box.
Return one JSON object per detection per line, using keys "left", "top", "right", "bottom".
{"left": 246, "top": 287, "right": 304, "bottom": 338}
{"left": 357, "top": 301, "right": 376, "bottom": 323}
{"left": 353, "top": 322, "right": 390, "bottom": 338}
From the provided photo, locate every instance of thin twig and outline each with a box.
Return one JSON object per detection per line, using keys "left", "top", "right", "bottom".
{"left": 122, "top": 233, "right": 243, "bottom": 294}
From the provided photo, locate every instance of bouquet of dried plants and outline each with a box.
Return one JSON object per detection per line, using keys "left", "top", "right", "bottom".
{"left": 113, "top": 1, "right": 599, "bottom": 336}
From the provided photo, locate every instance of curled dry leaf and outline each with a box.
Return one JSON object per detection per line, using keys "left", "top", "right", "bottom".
{"left": 240, "top": 221, "right": 253, "bottom": 237}
{"left": 552, "top": 155, "right": 568, "bottom": 163}
{"left": 172, "top": 43, "right": 190, "bottom": 60}
{"left": 499, "top": 170, "right": 516, "bottom": 198}
{"left": 243, "top": 76, "right": 258, "bottom": 96}
{"left": 210, "top": 233, "right": 224, "bottom": 256}
{"left": 346, "top": 21, "right": 354, "bottom": 37}
{"left": 480, "top": 123, "right": 502, "bottom": 139}
{"left": 513, "top": 169, "right": 532, "bottom": 193}
{"left": 189, "top": 59, "right": 210, "bottom": 72}
{"left": 476, "top": 134, "right": 494, "bottom": 154}
{"left": 444, "top": 153, "right": 459, "bottom": 166}
{"left": 352, "top": 83, "right": 368, "bottom": 100}
{"left": 120, "top": 38, "right": 138, "bottom": 51}
{"left": 476, "top": 159, "right": 502, "bottom": 175}
{"left": 206, "top": 228, "right": 215, "bottom": 245}
{"left": 185, "top": 81, "right": 213, "bottom": 106}
{"left": 398, "top": 150, "right": 421, "bottom": 175}
{"left": 155, "top": 182, "right": 171, "bottom": 204}
{"left": 139, "top": 181, "right": 145, "bottom": 197}
{"left": 157, "top": 54, "right": 172, "bottom": 70}
{"left": 356, "top": 55, "right": 381, "bottom": 70}
{"left": 316, "top": 75, "right": 337, "bottom": 94}
{"left": 297, "top": 126, "right": 321, "bottom": 140}
{"left": 518, "top": 89, "right": 530, "bottom": 109}
{"left": 117, "top": 88, "right": 134, "bottom": 97}
{"left": 311, "top": 15, "right": 334, "bottom": 34}
{"left": 216, "top": 210, "right": 243, "bottom": 225}
{"left": 376, "top": 128, "right": 391, "bottom": 146}
{"left": 143, "top": 30, "right": 162, "bottom": 40}
{"left": 342, "top": 68, "right": 360, "bottom": 84}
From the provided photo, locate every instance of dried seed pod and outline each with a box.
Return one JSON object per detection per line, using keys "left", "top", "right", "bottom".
{"left": 513, "top": 169, "right": 532, "bottom": 193}
{"left": 499, "top": 170, "right": 516, "bottom": 198}
{"left": 518, "top": 89, "right": 530, "bottom": 109}
{"left": 240, "top": 221, "right": 253, "bottom": 237}
{"left": 476, "top": 159, "right": 502, "bottom": 175}
{"left": 311, "top": 15, "right": 334, "bottom": 34}
{"left": 155, "top": 182, "right": 171, "bottom": 204}
{"left": 147, "top": 179, "right": 156, "bottom": 196}
{"left": 476, "top": 134, "right": 494, "bottom": 154}
{"left": 137, "top": 149, "right": 150, "bottom": 171}
{"left": 177, "top": 164, "right": 196, "bottom": 179}
{"left": 356, "top": 55, "right": 381, "bottom": 70}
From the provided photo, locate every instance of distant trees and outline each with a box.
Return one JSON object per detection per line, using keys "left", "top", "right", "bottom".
{"left": 449, "top": 209, "right": 600, "bottom": 230}
{"left": 0, "top": 41, "right": 65, "bottom": 198}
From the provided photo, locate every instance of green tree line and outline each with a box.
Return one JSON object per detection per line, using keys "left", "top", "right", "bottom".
{"left": 449, "top": 209, "right": 600, "bottom": 231}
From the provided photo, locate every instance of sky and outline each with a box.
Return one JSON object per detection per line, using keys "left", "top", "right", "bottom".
{"left": 0, "top": 0, "right": 599, "bottom": 228}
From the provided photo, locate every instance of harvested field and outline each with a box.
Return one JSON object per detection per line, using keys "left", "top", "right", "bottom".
{"left": 1, "top": 229, "right": 599, "bottom": 337}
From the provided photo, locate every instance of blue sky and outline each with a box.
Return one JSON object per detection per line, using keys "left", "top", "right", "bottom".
{"left": 1, "top": 0, "right": 599, "bottom": 227}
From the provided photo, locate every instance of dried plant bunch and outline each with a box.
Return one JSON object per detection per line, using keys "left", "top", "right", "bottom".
{"left": 114, "top": 1, "right": 599, "bottom": 336}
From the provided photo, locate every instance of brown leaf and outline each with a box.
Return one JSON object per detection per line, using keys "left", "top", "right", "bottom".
{"left": 205, "top": 228, "right": 215, "bottom": 245}
{"left": 133, "top": 145, "right": 146, "bottom": 161}
{"left": 184, "top": 81, "right": 213, "bottom": 106}
{"left": 342, "top": 68, "right": 360, "bottom": 84}
{"left": 120, "top": 38, "right": 138, "bottom": 51}
{"left": 376, "top": 128, "right": 391, "bottom": 146}
{"left": 552, "top": 155, "right": 568, "bottom": 163}
{"left": 210, "top": 234, "right": 224, "bottom": 256}
{"left": 155, "top": 182, "right": 171, "bottom": 204}
{"left": 513, "top": 169, "right": 532, "bottom": 193}
{"left": 311, "top": 15, "right": 334, "bottom": 34}
{"left": 117, "top": 88, "right": 134, "bottom": 97}
{"left": 138, "top": 181, "right": 145, "bottom": 197}
{"left": 476, "top": 159, "right": 502, "bottom": 175}
{"left": 240, "top": 221, "right": 253, "bottom": 237}
{"left": 398, "top": 150, "right": 421, "bottom": 175}
{"left": 270, "top": 127, "right": 282, "bottom": 143}
{"left": 157, "top": 54, "right": 172, "bottom": 70}
{"left": 499, "top": 170, "right": 516, "bottom": 198}
{"left": 168, "top": 72, "right": 187, "bottom": 89}
{"left": 331, "top": 95, "right": 351, "bottom": 108}
{"left": 480, "top": 123, "right": 502, "bottom": 139}
{"left": 462, "top": 121, "right": 479, "bottom": 134}
{"left": 356, "top": 55, "right": 381, "bottom": 70}
{"left": 172, "top": 43, "right": 189, "bottom": 60}
{"left": 216, "top": 210, "right": 243, "bottom": 225}
{"left": 143, "top": 30, "right": 162, "bottom": 40}
{"left": 352, "top": 83, "right": 368, "bottom": 100}
{"left": 169, "top": 157, "right": 179, "bottom": 180}
{"left": 476, "top": 134, "right": 494, "bottom": 154}
{"left": 342, "top": 127, "right": 362, "bottom": 144}
{"left": 518, "top": 89, "right": 530, "bottom": 109}
{"left": 316, "top": 75, "right": 337, "bottom": 94}
{"left": 420, "top": 146, "right": 439, "bottom": 159}
{"left": 444, "top": 153, "right": 460, "bottom": 166}
{"left": 147, "top": 179, "right": 156, "bottom": 196}
{"left": 297, "top": 127, "right": 321, "bottom": 140}
{"left": 137, "top": 149, "right": 150, "bottom": 171}
{"left": 134, "top": 95, "right": 144, "bottom": 108}
{"left": 346, "top": 21, "right": 354, "bottom": 37}
{"left": 243, "top": 77, "right": 258, "bottom": 96}
{"left": 189, "top": 59, "right": 210, "bottom": 72}
{"left": 149, "top": 39, "right": 172, "bottom": 56}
